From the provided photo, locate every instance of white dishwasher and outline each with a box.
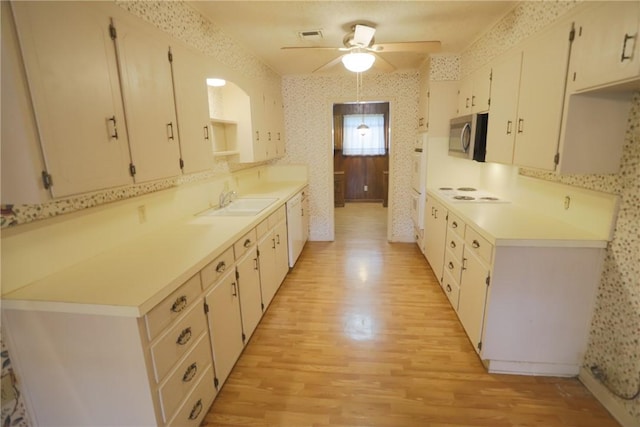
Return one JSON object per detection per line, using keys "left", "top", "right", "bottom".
{"left": 286, "top": 192, "right": 304, "bottom": 267}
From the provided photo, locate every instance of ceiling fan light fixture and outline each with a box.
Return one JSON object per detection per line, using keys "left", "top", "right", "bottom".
{"left": 341, "top": 52, "right": 375, "bottom": 72}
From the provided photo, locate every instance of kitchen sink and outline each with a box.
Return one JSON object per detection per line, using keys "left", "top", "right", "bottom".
{"left": 198, "top": 198, "right": 279, "bottom": 216}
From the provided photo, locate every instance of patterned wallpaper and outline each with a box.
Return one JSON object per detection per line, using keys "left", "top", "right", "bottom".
{"left": 280, "top": 72, "right": 419, "bottom": 241}
{"left": 460, "top": 0, "right": 638, "bottom": 421}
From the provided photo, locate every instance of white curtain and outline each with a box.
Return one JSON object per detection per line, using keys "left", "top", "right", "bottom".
{"left": 342, "top": 114, "right": 386, "bottom": 156}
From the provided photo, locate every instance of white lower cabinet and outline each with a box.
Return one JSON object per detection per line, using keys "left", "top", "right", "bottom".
{"left": 425, "top": 195, "right": 605, "bottom": 376}
{"left": 3, "top": 198, "right": 298, "bottom": 425}
{"left": 422, "top": 196, "right": 447, "bottom": 284}
{"left": 204, "top": 268, "right": 244, "bottom": 389}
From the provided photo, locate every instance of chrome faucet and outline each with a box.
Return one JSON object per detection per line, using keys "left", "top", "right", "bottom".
{"left": 219, "top": 190, "right": 237, "bottom": 208}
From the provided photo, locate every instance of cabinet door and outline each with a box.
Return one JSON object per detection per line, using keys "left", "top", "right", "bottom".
{"left": 457, "top": 248, "right": 490, "bottom": 354}
{"left": 246, "top": 94, "right": 267, "bottom": 162}
{"left": 171, "top": 45, "right": 213, "bottom": 174}
{"left": 485, "top": 53, "right": 522, "bottom": 165}
{"left": 257, "top": 230, "right": 278, "bottom": 308}
{"left": 569, "top": 2, "right": 640, "bottom": 92}
{"left": 456, "top": 77, "right": 473, "bottom": 116}
{"left": 471, "top": 65, "right": 492, "bottom": 113}
{"left": 273, "top": 96, "right": 286, "bottom": 157}
{"left": 114, "top": 19, "right": 182, "bottom": 183}
{"left": 274, "top": 219, "right": 289, "bottom": 286}
{"left": 205, "top": 269, "right": 243, "bottom": 388}
{"left": 236, "top": 248, "right": 263, "bottom": 340}
{"left": 418, "top": 75, "right": 430, "bottom": 130}
{"left": 513, "top": 22, "right": 571, "bottom": 171}
{"left": 422, "top": 197, "right": 447, "bottom": 284}
{"left": 11, "top": 2, "right": 133, "bottom": 197}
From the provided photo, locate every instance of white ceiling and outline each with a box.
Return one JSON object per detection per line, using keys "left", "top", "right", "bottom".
{"left": 190, "top": 1, "right": 517, "bottom": 75}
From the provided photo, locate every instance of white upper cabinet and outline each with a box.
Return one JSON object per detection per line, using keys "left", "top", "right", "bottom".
{"left": 113, "top": 18, "right": 182, "bottom": 183}
{"left": 10, "top": 2, "right": 133, "bottom": 198}
{"left": 484, "top": 53, "right": 522, "bottom": 165}
{"left": 567, "top": 1, "right": 640, "bottom": 93}
{"left": 457, "top": 65, "right": 492, "bottom": 116}
{"left": 512, "top": 22, "right": 572, "bottom": 171}
{"left": 170, "top": 46, "right": 213, "bottom": 174}
{"left": 486, "top": 20, "right": 571, "bottom": 171}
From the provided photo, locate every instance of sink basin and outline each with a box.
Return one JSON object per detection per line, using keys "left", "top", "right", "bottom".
{"left": 198, "top": 198, "right": 279, "bottom": 217}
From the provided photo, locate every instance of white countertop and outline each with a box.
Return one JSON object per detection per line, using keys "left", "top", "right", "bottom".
{"left": 2, "top": 182, "right": 306, "bottom": 317}
{"left": 428, "top": 190, "right": 609, "bottom": 249}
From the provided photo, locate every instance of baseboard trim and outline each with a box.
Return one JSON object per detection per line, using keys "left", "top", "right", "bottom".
{"left": 578, "top": 367, "right": 640, "bottom": 427}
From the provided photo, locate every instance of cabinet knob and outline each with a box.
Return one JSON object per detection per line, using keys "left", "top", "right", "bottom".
{"left": 452, "top": 221, "right": 458, "bottom": 229}
{"left": 170, "top": 295, "right": 188, "bottom": 313}
{"left": 472, "top": 240, "right": 480, "bottom": 249}
{"left": 446, "top": 284, "right": 452, "bottom": 292}
{"left": 448, "top": 261, "right": 454, "bottom": 270}
{"left": 450, "top": 241, "right": 456, "bottom": 249}
{"left": 244, "top": 238, "right": 252, "bottom": 248}
{"left": 176, "top": 327, "right": 192, "bottom": 346}
{"left": 188, "top": 399, "right": 203, "bottom": 421}
{"left": 215, "top": 261, "right": 226, "bottom": 273}
{"left": 182, "top": 362, "right": 198, "bottom": 383}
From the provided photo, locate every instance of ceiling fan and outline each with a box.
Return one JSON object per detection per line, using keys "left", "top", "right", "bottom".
{"left": 281, "top": 24, "right": 441, "bottom": 73}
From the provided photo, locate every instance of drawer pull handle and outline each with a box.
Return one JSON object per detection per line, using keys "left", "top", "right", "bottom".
{"left": 506, "top": 120, "right": 512, "bottom": 135}
{"left": 204, "top": 125, "right": 210, "bottom": 140}
{"left": 448, "top": 261, "right": 454, "bottom": 270}
{"left": 272, "top": 238, "right": 276, "bottom": 249}
{"left": 182, "top": 362, "right": 198, "bottom": 383}
{"left": 176, "top": 327, "right": 192, "bottom": 346}
{"left": 231, "top": 282, "right": 237, "bottom": 297}
{"left": 188, "top": 398, "right": 203, "bottom": 421}
{"left": 462, "top": 258, "right": 468, "bottom": 271}
{"left": 472, "top": 240, "right": 480, "bottom": 249}
{"left": 450, "top": 241, "right": 456, "bottom": 249}
{"left": 452, "top": 221, "right": 457, "bottom": 228}
{"left": 276, "top": 234, "right": 281, "bottom": 245}
{"left": 167, "top": 122, "right": 175, "bottom": 140}
{"left": 446, "top": 284, "right": 452, "bottom": 293}
{"left": 107, "top": 116, "right": 118, "bottom": 139}
{"left": 170, "top": 296, "right": 187, "bottom": 313}
{"left": 243, "top": 238, "right": 252, "bottom": 248}
{"left": 621, "top": 33, "right": 636, "bottom": 62}
{"left": 254, "top": 258, "right": 259, "bottom": 270}
{"left": 215, "top": 261, "right": 226, "bottom": 273}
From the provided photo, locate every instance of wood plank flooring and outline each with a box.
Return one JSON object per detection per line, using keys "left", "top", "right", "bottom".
{"left": 203, "top": 203, "right": 620, "bottom": 427}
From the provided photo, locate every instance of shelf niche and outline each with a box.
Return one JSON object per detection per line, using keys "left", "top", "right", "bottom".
{"left": 208, "top": 81, "right": 251, "bottom": 157}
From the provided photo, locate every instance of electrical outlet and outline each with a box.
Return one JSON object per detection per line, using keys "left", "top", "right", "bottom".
{"left": 137, "top": 205, "right": 147, "bottom": 224}
{"left": 364, "top": 185, "right": 368, "bottom": 192}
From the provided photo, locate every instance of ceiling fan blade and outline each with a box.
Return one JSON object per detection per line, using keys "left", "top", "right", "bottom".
{"left": 281, "top": 46, "right": 341, "bottom": 51}
{"left": 374, "top": 41, "right": 442, "bottom": 53}
{"left": 372, "top": 53, "right": 395, "bottom": 72}
{"left": 312, "top": 55, "right": 344, "bottom": 73}
{"left": 353, "top": 24, "right": 376, "bottom": 47}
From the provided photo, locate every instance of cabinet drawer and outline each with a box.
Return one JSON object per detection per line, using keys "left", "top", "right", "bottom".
{"left": 234, "top": 228, "right": 257, "bottom": 259}
{"left": 201, "top": 247, "right": 234, "bottom": 291}
{"left": 445, "top": 227, "right": 464, "bottom": 260}
{"left": 158, "top": 333, "right": 213, "bottom": 422}
{"left": 167, "top": 364, "right": 215, "bottom": 427}
{"left": 268, "top": 205, "right": 286, "bottom": 228}
{"left": 256, "top": 218, "right": 270, "bottom": 239}
{"left": 442, "top": 269, "right": 460, "bottom": 311}
{"left": 443, "top": 249, "right": 462, "bottom": 283}
{"left": 145, "top": 274, "right": 202, "bottom": 341}
{"left": 151, "top": 298, "right": 207, "bottom": 382}
{"left": 447, "top": 211, "right": 465, "bottom": 238}
{"left": 465, "top": 227, "right": 493, "bottom": 265}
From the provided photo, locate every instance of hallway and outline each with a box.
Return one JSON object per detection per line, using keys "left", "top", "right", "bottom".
{"left": 204, "top": 203, "right": 619, "bottom": 426}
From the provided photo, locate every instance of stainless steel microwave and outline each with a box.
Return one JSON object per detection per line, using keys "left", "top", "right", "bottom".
{"left": 448, "top": 113, "right": 488, "bottom": 162}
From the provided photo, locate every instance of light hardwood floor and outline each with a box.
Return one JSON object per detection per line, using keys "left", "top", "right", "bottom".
{"left": 204, "top": 203, "right": 620, "bottom": 427}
